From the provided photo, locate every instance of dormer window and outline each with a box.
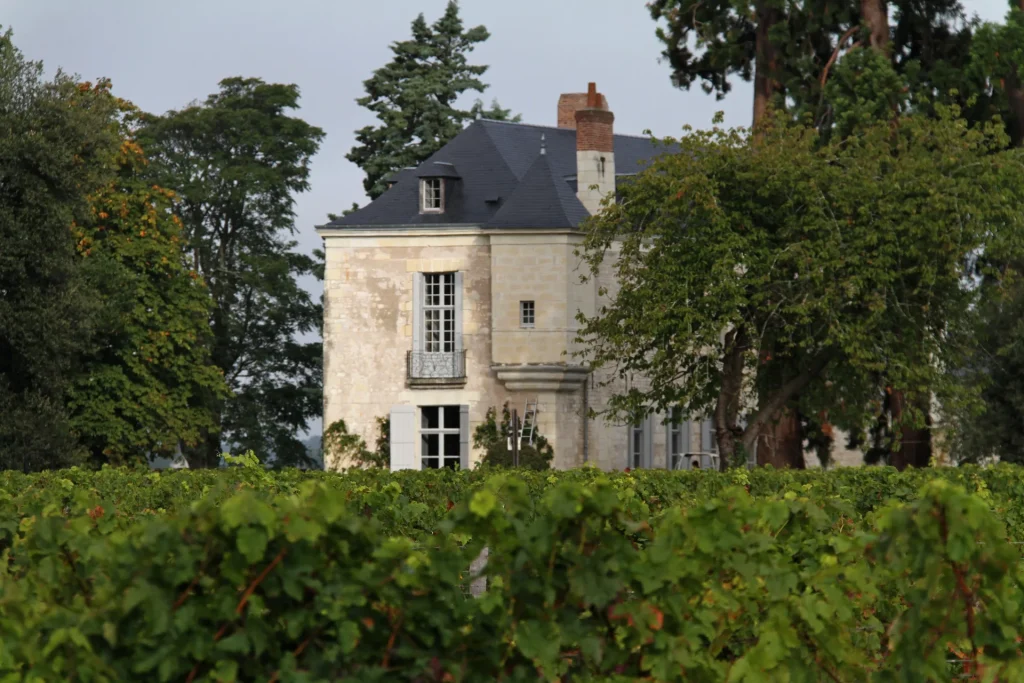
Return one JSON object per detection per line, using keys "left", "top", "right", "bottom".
{"left": 421, "top": 177, "right": 444, "bottom": 213}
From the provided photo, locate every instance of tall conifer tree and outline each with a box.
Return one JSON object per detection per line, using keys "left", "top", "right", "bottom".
{"left": 347, "top": 1, "right": 519, "bottom": 199}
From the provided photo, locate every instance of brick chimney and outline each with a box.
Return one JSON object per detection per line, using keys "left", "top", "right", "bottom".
{"left": 574, "top": 82, "right": 615, "bottom": 215}
{"left": 557, "top": 86, "right": 609, "bottom": 129}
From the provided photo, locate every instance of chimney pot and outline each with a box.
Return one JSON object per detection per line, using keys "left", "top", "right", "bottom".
{"left": 557, "top": 84, "right": 609, "bottom": 129}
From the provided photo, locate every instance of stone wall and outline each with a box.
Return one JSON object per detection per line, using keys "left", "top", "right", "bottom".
{"left": 489, "top": 232, "right": 591, "bottom": 365}
{"left": 322, "top": 230, "right": 511, "bottom": 470}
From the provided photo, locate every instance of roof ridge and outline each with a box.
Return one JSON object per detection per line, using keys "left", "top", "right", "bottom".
{"left": 476, "top": 117, "right": 660, "bottom": 141}
{"left": 485, "top": 149, "right": 588, "bottom": 229}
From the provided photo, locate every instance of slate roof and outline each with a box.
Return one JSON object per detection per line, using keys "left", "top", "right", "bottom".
{"left": 325, "top": 119, "right": 671, "bottom": 230}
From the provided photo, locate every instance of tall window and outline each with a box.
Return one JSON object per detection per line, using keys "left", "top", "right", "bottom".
{"left": 630, "top": 420, "right": 644, "bottom": 469}
{"left": 424, "top": 273, "right": 455, "bottom": 353}
{"left": 669, "top": 407, "right": 685, "bottom": 470}
{"left": 701, "top": 419, "right": 719, "bottom": 454}
{"left": 421, "top": 177, "right": 444, "bottom": 213}
{"left": 520, "top": 300, "right": 535, "bottom": 328}
{"left": 421, "top": 405, "right": 460, "bottom": 469}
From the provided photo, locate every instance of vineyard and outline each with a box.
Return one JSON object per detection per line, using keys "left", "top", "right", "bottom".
{"left": 2, "top": 460, "right": 1024, "bottom": 681}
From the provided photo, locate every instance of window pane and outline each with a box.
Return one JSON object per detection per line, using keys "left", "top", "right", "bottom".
{"left": 422, "top": 433, "right": 439, "bottom": 456}
{"left": 443, "top": 433, "right": 460, "bottom": 456}
{"left": 421, "top": 407, "right": 439, "bottom": 430}
{"left": 423, "top": 457, "right": 439, "bottom": 469}
{"left": 443, "top": 275, "right": 454, "bottom": 305}
{"left": 442, "top": 455, "right": 460, "bottom": 470}
{"left": 442, "top": 406, "right": 459, "bottom": 429}
{"left": 422, "top": 179, "right": 443, "bottom": 210}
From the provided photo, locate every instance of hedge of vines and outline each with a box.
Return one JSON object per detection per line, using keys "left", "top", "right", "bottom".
{"left": 2, "top": 461, "right": 1024, "bottom": 680}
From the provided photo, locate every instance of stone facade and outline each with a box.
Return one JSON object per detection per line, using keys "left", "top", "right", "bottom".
{"left": 322, "top": 229, "right": 505, "bottom": 469}
{"left": 319, "top": 81, "right": 888, "bottom": 474}
{"left": 318, "top": 222, "right": 702, "bottom": 471}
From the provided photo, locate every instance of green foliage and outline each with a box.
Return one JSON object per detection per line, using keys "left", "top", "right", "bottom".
{"left": 67, "top": 95, "right": 226, "bottom": 467}
{"left": 3, "top": 465, "right": 1024, "bottom": 679}
{"left": 969, "top": 6, "right": 1024, "bottom": 146}
{"left": 947, "top": 264, "right": 1024, "bottom": 464}
{"left": 137, "top": 77, "right": 325, "bottom": 469}
{"left": 470, "top": 97, "right": 522, "bottom": 123}
{"left": 346, "top": 1, "right": 519, "bottom": 199}
{"left": 322, "top": 417, "right": 389, "bottom": 469}
{"left": 0, "top": 29, "right": 122, "bottom": 471}
{"left": 647, "top": 0, "right": 984, "bottom": 132}
{"left": 573, "top": 109, "right": 1024, "bottom": 466}
{"left": 472, "top": 403, "right": 554, "bottom": 470}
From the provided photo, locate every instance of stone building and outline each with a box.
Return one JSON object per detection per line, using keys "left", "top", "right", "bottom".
{"left": 318, "top": 83, "right": 860, "bottom": 472}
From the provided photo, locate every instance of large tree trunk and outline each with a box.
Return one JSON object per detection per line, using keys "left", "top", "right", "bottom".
{"left": 185, "top": 406, "right": 224, "bottom": 468}
{"left": 888, "top": 390, "right": 932, "bottom": 470}
{"left": 755, "top": 348, "right": 807, "bottom": 469}
{"left": 1008, "top": 0, "right": 1024, "bottom": 148}
{"left": 750, "top": 2, "right": 805, "bottom": 467}
{"left": 740, "top": 351, "right": 834, "bottom": 459}
{"left": 752, "top": 2, "right": 780, "bottom": 130}
{"left": 859, "top": 0, "right": 890, "bottom": 53}
{"left": 1007, "top": 76, "right": 1024, "bottom": 148}
{"left": 756, "top": 406, "right": 806, "bottom": 469}
{"left": 714, "top": 327, "right": 749, "bottom": 470}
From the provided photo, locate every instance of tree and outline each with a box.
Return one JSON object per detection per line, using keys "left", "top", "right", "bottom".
{"left": 322, "top": 417, "right": 389, "bottom": 469}
{"left": 471, "top": 98, "right": 522, "bottom": 123}
{"left": 970, "top": 2, "right": 1024, "bottom": 147}
{"left": 648, "top": 0, "right": 980, "bottom": 130}
{"left": 472, "top": 403, "right": 554, "bottom": 471}
{"left": 574, "top": 109, "right": 1024, "bottom": 469}
{"left": 948, "top": 266, "right": 1024, "bottom": 463}
{"left": 0, "top": 29, "right": 121, "bottom": 471}
{"left": 648, "top": 0, "right": 985, "bottom": 468}
{"left": 67, "top": 93, "right": 227, "bottom": 467}
{"left": 944, "top": 3, "right": 1024, "bottom": 464}
{"left": 137, "top": 78, "right": 325, "bottom": 468}
{"left": 347, "top": 1, "right": 519, "bottom": 199}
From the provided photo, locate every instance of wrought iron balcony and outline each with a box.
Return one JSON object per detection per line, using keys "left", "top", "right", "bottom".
{"left": 407, "top": 350, "right": 467, "bottom": 386}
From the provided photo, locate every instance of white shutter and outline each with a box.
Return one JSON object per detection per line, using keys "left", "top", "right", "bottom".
{"left": 389, "top": 405, "right": 417, "bottom": 471}
{"left": 701, "top": 418, "right": 716, "bottom": 453}
{"left": 667, "top": 410, "right": 692, "bottom": 469}
{"left": 643, "top": 415, "right": 654, "bottom": 469}
{"left": 626, "top": 422, "right": 633, "bottom": 469}
{"left": 454, "top": 271, "right": 464, "bottom": 353}
{"left": 459, "top": 404, "right": 470, "bottom": 470}
{"left": 412, "top": 273, "right": 423, "bottom": 353}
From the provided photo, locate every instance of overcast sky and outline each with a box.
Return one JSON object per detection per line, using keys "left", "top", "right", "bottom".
{"left": 2, "top": 0, "right": 1011, "bottom": 438}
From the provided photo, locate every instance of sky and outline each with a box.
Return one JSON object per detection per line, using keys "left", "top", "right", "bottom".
{"left": 2, "top": 0, "right": 1012, "bottom": 438}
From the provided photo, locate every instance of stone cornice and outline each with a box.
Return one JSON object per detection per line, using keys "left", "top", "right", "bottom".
{"left": 492, "top": 364, "right": 590, "bottom": 392}
{"left": 316, "top": 225, "right": 582, "bottom": 239}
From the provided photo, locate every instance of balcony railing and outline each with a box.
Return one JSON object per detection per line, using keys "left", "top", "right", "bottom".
{"left": 407, "top": 350, "right": 466, "bottom": 385}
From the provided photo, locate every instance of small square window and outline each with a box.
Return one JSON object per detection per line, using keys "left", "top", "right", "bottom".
{"left": 520, "top": 300, "right": 535, "bottom": 328}
{"left": 421, "top": 178, "right": 444, "bottom": 213}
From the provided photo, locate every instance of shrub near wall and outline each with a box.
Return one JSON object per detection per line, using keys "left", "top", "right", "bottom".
{"left": 2, "top": 467, "right": 1024, "bottom": 680}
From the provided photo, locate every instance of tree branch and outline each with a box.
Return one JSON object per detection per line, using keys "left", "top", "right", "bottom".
{"left": 741, "top": 349, "right": 835, "bottom": 453}
{"left": 820, "top": 26, "right": 859, "bottom": 89}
